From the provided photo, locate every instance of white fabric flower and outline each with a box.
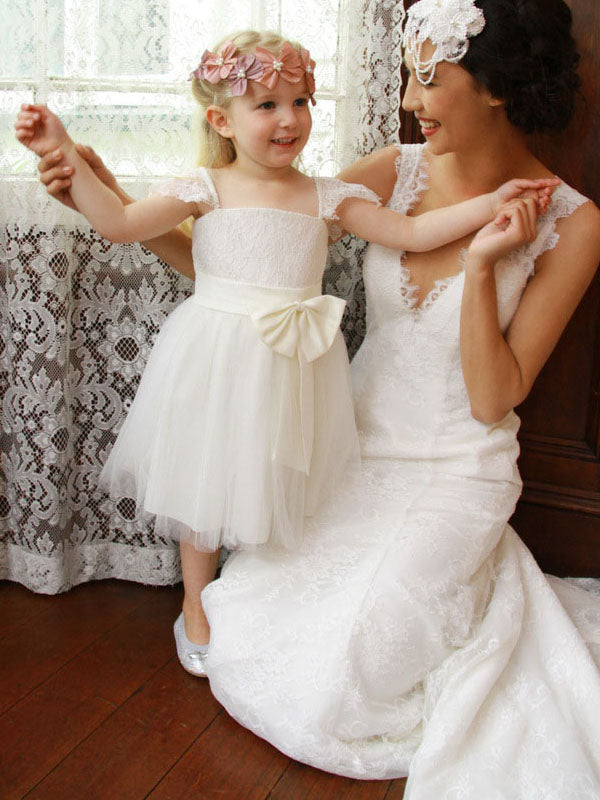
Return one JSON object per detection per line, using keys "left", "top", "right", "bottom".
{"left": 403, "top": 0, "right": 486, "bottom": 85}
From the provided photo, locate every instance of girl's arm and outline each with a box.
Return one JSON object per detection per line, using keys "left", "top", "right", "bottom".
{"left": 34, "top": 147, "right": 196, "bottom": 279}
{"left": 460, "top": 198, "right": 600, "bottom": 423}
{"left": 335, "top": 178, "right": 557, "bottom": 253}
{"left": 16, "top": 104, "right": 198, "bottom": 260}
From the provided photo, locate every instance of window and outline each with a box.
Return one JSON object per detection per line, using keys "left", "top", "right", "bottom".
{"left": 2, "top": 0, "right": 350, "bottom": 179}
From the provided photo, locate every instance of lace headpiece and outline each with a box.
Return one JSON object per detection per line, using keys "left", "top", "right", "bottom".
{"left": 189, "top": 40, "right": 316, "bottom": 104}
{"left": 403, "top": 0, "right": 486, "bottom": 85}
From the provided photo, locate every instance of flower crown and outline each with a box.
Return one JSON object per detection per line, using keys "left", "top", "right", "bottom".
{"left": 189, "top": 40, "right": 316, "bottom": 104}
{"left": 403, "top": 0, "right": 486, "bottom": 85}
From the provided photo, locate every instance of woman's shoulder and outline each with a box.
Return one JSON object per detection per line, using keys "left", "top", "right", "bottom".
{"left": 550, "top": 184, "right": 600, "bottom": 249}
{"left": 551, "top": 179, "right": 596, "bottom": 217}
{"left": 530, "top": 181, "right": 600, "bottom": 277}
{"left": 336, "top": 143, "right": 428, "bottom": 205}
{"left": 539, "top": 179, "right": 598, "bottom": 241}
{"left": 336, "top": 145, "right": 398, "bottom": 203}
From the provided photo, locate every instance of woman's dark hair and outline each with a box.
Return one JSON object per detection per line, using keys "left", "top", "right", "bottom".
{"left": 460, "top": 0, "right": 581, "bottom": 134}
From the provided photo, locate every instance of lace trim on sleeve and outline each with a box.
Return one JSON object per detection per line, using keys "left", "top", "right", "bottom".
{"left": 316, "top": 177, "right": 382, "bottom": 241}
{"left": 149, "top": 167, "right": 219, "bottom": 208}
{"left": 526, "top": 183, "right": 590, "bottom": 277}
{"left": 316, "top": 177, "right": 381, "bottom": 221}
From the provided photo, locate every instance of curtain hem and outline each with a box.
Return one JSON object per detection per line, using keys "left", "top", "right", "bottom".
{"left": 0, "top": 540, "right": 181, "bottom": 594}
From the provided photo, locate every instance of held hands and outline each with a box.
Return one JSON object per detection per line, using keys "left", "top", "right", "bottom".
{"left": 468, "top": 196, "right": 541, "bottom": 266}
{"left": 15, "top": 104, "right": 119, "bottom": 211}
{"left": 490, "top": 177, "right": 560, "bottom": 217}
{"left": 490, "top": 178, "right": 560, "bottom": 217}
{"left": 468, "top": 177, "right": 560, "bottom": 267}
{"left": 37, "top": 145, "right": 118, "bottom": 211}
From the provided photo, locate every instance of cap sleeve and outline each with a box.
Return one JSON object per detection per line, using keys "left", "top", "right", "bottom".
{"left": 316, "top": 176, "right": 381, "bottom": 242}
{"left": 316, "top": 176, "right": 381, "bottom": 221}
{"left": 149, "top": 167, "right": 219, "bottom": 208}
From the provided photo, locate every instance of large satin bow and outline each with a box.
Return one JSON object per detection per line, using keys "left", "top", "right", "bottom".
{"left": 251, "top": 294, "right": 346, "bottom": 362}
{"left": 251, "top": 294, "right": 346, "bottom": 474}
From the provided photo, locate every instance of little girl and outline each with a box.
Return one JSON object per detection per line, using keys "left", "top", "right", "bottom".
{"left": 16, "top": 30, "right": 555, "bottom": 678}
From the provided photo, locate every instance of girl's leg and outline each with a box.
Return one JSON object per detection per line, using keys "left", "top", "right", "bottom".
{"left": 180, "top": 539, "right": 221, "bottom": 644}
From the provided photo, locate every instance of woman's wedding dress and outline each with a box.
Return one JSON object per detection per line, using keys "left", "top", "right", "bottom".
{"left": 203, "top": 145, "right": 600, "bottom": 800}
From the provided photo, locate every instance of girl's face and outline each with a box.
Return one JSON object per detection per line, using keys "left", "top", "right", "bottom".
{"left": 402, "top": 45, "right": 503, "bottom": 156}
{"left": 220, "top": 76, "right": 312, "bottom": 171}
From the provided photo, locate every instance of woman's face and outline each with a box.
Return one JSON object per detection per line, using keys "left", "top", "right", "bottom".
{"left": 402, "top": 44, "right": 503, "bottom": 156}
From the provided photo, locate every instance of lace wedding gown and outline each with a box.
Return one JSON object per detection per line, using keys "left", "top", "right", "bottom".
{"left": 202, "top": 145, "right": 600, "bottom": 799}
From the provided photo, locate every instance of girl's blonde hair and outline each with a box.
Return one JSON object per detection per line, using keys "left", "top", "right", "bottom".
{"left": 190, "top": 30, "right": 306, "bottom": 168}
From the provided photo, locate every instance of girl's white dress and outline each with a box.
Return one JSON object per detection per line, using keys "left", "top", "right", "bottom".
{"left": 202, "top": 145, "right": 600, "bottom": 798}
{"left": 100, "top": 169, "right": 377, "bottom": 551}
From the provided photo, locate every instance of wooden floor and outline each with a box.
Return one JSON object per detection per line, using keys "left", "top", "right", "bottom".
{"left": 0, "top": 579, "right": 407, "bottom": 800}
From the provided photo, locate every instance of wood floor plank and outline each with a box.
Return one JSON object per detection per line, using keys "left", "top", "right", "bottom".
{"left": 0, "top": 580, "right": 170, "bottom": 713}
{"left": 0, "top": 692, "right": 115, "bottom": 800}
{"left": 0, "top": 585, "right": 183, "bottom": 799}
{"left": 271, "top": 761, "right": 391, "bottom": 799}
{"left": 147, "top": 709, "right": 290, "bottom": 800}
{"left": 1, "top": 579, "right": 410, "bottom": 800}
{"left": 384, "top": 777, "right": 408, "bottom": 799}
{"left": 53, "top": 583, "right": 183, "bottom": 706}
{"left": 24, "top": 659, "right": 220, "bottom": 800}
{"left": 0, "top": 581, "right": 49, "bottom": 639}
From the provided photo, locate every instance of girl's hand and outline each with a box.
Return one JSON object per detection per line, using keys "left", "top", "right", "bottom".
{"left": 14, "top": 103, "right": 72, "bottom": 158}
{"left": 491, "top": 177, "right": 560, "bottom": 217}
{"left": 36, "top": 145, "right": 119, "bottom": 211}
{"left": 467, "top": 197, "right": 538, "bottom": 267}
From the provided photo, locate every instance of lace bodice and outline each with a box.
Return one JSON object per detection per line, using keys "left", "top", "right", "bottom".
{"left": 152, "top": 169, "right": 379, "bottom": 288}
{"left": 352, "top": 144, "right": 589, "bottom": 481}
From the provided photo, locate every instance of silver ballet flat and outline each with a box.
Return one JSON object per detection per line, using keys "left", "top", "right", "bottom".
{"left": 173, "top": 612, "right": 209, "bottom": 678}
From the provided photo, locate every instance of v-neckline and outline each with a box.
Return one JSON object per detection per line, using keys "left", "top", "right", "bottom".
{"left": 395, "top": 148, "right": 467, "bottom": 313}
{"left": 398, "top": 250, "right": 467, "bottom": 313}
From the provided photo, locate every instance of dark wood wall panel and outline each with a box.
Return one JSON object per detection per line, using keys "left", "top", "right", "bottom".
{"left": 514, "top": 0, "right": 600, "bottom": 575}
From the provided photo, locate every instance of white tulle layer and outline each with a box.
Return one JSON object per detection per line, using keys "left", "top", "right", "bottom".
{"left": 100, "top": 295, "right": 359, "bottom": 551}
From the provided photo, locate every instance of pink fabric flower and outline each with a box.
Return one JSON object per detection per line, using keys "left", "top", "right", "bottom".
{"left": 198, "top": 41, "right": 239, "bottom": 84}
{"left": 255, "top": 42, "right": 304, "bottom": 89}
{"left": 229, "top": 54, "right": 264, "bottom": 96}
{"left": 188, "top": 54, "right": 208, "bottom": 82}
{"left": 300, "top": 47, "right": 316, "bottom": 104}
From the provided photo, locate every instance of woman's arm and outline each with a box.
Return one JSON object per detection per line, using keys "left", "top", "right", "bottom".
{"left": 460, "top": 198, "right": 600, "bottom": 423}
{"left": 336, "top": 179, "right": 556, "bottom": 253}
{"left": 16, "top": 105, "right": 195, "bottom": 279}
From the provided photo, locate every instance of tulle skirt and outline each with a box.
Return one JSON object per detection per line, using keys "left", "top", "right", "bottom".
{"left": 100, "top": 282, "right": 359, "bottom": 551}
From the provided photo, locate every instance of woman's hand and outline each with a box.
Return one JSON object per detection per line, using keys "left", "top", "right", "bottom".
{"left": 36, "top": 145, "right": 122, "bottom": 211}
{"left": 467, "top": 197, "right": 539, "bottom": 268}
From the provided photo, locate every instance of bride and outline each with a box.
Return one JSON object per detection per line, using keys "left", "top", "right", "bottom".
{"left": 20, "top": 0, "right": 600, "bottom": 795}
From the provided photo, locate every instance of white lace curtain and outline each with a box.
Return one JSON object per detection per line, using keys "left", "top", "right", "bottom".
{"left": 0, "top": 0, "right": 405, "bottom": 592}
